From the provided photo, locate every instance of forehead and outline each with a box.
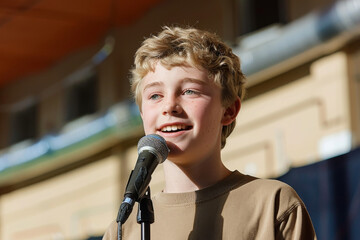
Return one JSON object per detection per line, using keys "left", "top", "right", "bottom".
{"left": 141, "top": 62, "right": 210, "bottom": 88}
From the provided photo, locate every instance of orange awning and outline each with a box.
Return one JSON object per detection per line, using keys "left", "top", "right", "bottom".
{"left": 0, "top": 0, "right": 162, "bottom": 87}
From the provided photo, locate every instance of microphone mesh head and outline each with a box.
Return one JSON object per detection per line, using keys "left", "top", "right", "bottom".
{"left": 138, "top": 134, "right": 169, "bottom": 163}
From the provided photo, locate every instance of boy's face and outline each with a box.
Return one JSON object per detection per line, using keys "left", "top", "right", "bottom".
{"left": 140, "top": 62, "right": 227, "bottom": 165}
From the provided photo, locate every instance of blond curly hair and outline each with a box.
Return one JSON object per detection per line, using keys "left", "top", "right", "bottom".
{"left": 131, "top": 26, "right": 246, "bottom": 148}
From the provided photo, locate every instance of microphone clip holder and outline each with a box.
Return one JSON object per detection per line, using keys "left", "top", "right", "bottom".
{"left": 137, "top": 187, "right": 154, "bottom": 240}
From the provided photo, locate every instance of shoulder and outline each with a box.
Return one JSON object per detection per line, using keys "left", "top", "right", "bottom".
{"left": 230, "top": 175, "right": 306, "bottom": 219}
{"left": 252, "top": 180, "right": 318, "bottom": 239}
{"left": 235, "top": 176, "right": 316, "bottom": 236}
{"left": 238, "top": 176, "right": 302, "bottom": 202}
{"left": 231, "top": 173, "right": 301, "bottom": 199}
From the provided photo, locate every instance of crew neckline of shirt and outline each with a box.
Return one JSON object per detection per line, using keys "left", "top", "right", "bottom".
{"left": 153, "top": 170, "right": 255, "bottom": 206}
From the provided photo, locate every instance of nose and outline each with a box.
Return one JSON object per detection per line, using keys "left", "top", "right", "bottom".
{"left": 162, "top": 95, "right": 182, "bottom": 115}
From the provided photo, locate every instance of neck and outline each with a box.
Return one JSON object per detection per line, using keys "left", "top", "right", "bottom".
{"left": 162, "top": 154, "right": 231, "bottom": 193}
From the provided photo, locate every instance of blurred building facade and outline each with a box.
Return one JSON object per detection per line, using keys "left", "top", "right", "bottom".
{"left": 0, "top": 0, "right": 359, "bottom": 239}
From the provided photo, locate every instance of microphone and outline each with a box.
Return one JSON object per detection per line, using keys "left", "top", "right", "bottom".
{"left": 116, "top": 134, "right": 169, "bottom": 224}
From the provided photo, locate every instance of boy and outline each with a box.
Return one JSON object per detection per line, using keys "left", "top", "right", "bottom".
{"left": 103, "top": 26, "right": 317, "bottom": 239}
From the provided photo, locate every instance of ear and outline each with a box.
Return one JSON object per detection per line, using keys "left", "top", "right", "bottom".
{"left": 221, "top": 97, "right": 241, "bottom": 126}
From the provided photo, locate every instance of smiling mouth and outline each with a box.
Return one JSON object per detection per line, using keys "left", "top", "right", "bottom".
{"left": 160, "top": 124, "right": 192, "bottom": 133}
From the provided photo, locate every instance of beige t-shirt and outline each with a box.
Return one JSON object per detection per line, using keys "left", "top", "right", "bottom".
{"left": 103, "top": 171, "right": 317, "bottom": 240}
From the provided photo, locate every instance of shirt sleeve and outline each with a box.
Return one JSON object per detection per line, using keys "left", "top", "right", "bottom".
{"left": 275, "top": 203, "right": 317, "bottom": 240}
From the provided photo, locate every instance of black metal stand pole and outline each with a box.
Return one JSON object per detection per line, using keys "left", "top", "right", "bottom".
{"left": 137, "top": 187, "right": 154, "bottom": 240}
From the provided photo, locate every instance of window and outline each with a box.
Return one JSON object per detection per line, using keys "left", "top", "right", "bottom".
{"left": 65, "top": 73, "right": 98, "bottom": 122}
{"left": 237, "top": 0, "right": 287, "bottom": 36}
{"left": 10, "top": 102, "right": 38, "bottom": 144}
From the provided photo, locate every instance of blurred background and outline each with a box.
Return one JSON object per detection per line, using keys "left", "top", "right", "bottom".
{"left": 0, "top": 0, "right": 359, "bottom": 239}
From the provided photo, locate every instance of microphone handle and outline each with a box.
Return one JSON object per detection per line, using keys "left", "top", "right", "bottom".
{"left": 117, "top": 150, "right": 159, "bottom": 224}
{"left": 125, "top": 150, "right": 159, "bottom": 199}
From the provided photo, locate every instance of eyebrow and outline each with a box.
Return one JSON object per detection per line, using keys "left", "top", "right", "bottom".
{"left": 142, "top": 81, "right": 163, "bottom": 92}
{"left": 181, "top": 78, "right": 207, "bottom": 85}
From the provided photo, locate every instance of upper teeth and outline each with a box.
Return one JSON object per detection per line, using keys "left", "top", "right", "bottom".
{"left": 161, "top": 125, "right": 186, "bottom": 132}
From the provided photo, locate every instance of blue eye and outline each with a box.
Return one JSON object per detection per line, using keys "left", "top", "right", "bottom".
{"left": 184, "top": 89, "right": 196, "bottom": 95}
{"left": 150, "top": 94, "right": 160, "bottom": 100}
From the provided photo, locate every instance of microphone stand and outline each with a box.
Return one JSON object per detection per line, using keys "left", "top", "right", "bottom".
{"left": 137, "top": 187, "right": 154, "bottom": 240}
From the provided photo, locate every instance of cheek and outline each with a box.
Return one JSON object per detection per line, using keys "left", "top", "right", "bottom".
{"left": 192, "top": 102, "right": 223, "bottom": 126}
{"left": 141, "top": 108, "right": 156, "bottom": 128}
{"left": 208, "top": 107, "right": 225, "bottom": 129}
